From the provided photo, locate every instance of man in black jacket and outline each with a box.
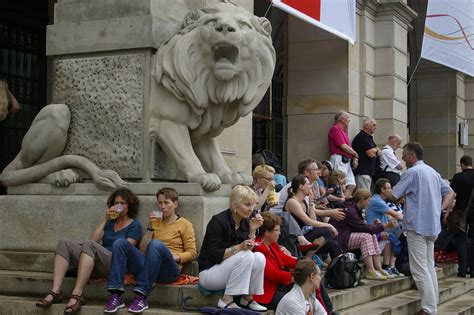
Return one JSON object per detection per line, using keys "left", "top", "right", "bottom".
{"left": 449, "top": 155, "right": 474, "bottom": 277}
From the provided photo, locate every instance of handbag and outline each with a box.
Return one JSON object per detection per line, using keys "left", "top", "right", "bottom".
{"left": 446, "top": 188, "right": 474, "bottom": 233}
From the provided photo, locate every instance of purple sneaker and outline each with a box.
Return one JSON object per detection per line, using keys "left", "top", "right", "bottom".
{"left": 104, "top": 293, "right": 125, "bottom": 313}
{"left": 128, "top": 294, "right": 148, "bottom": 313}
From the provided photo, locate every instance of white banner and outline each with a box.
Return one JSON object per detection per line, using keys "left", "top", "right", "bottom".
{"left": 421, "top": 0, "right": 474, "bottom": 77}
{"left": 272, "top": 0, "right": 356, "bottom": 44}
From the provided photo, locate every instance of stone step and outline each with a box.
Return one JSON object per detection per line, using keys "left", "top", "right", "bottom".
{"left": 328, "top": 263, "right": 457, "bottom": 311}
{"left": 0, "top": 263, "right": 457, "bottom": 312}
{"left": 437, "top": 289, "right": 474, "bottom": 315}
{"left": 339, "top": 277, "right": 474, "bottom": 315}
{"left": 0, "top": 294, "right": 194, "bottom": 315}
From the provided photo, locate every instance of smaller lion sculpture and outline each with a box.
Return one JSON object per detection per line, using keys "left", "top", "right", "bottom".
{"left": 0, "top": 80, "right": 126, "bottom": 190}
{"left": 150, "top": 1, "right": 276, "bottom": 191}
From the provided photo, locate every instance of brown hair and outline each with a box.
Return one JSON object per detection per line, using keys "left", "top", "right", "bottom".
{"left": 291, "top": 258, "right": 319, "bottom": 286}
{"left": 107, "top": 188, "right": 140, "bottom": 218}
{"left": 156, "top": 187, "right": 179, "bottom": 202}
{"left": 327, "top": 170, "right": 345, "bottom": 186}
{"left": 352, "top": 189, "right": 371, "bottom": 203}
{"left": 298, "top": 159, "right": 317, "bottom": 175}
{"left": 258, "top": 211, "right": 282, "bottom": 236}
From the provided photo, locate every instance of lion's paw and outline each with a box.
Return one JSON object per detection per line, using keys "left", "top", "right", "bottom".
{"left": 44, "top": 169, "right": 83, "bottom": 187}
{"left": 220, "top": 172, "right": 252, "bottom": 187}
{"left": 189, "top": 173, "right": 221, "bottom": 192}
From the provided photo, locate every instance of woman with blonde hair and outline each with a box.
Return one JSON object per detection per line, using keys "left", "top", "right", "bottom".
{"left": 329, "top": 189, "right": 397, "bottom": 280}
{"left": 198, "top": 185, "right": 267, "bottom": 311}
{"left": 252, "top": 164, "right": 278, "bottom": 210}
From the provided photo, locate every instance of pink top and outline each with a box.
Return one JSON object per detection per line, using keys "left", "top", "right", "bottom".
{"left": 328, "top": 122, "right": 352, "bottom": 157}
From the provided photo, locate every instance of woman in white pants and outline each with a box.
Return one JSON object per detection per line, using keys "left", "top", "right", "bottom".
{"left": 198, "top": 185, "right": 267, "bottom": 311}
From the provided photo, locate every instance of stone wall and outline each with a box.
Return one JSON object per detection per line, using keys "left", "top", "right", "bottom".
{"left": 285, "top": 0, "right": 416, "bottom": 178}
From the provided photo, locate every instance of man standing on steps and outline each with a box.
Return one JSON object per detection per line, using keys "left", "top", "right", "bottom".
{"left": 448, "top": 155, "right": 474, "bottom": 278}
{"left": 352, "top": 117, "right": 380, "bottom": 190}
{"left": 390, "top": 142, "right": 454, "bottom": 315}
{"left": 327, "top": 110, "right": 359, "bottom": 198}
{"left": 380, "top": 134, "right": 404, "bottom": 186}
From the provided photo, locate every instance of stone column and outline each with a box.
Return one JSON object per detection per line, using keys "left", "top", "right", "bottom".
{"left": 466, "top": 77, "right": 474, "bottom": 160}
{"left": 410, "top": 65, "right": 467, "bottom": 178}
{"left": 47, "top": 0, "right": 253, "bottom": 182}
{"left": 371, "top": 0, "right": 415, "bottom": 146}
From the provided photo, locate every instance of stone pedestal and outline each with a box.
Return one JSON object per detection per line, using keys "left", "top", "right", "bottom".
{"left": 0, "top": 183, "right": 229, "bottom": 272}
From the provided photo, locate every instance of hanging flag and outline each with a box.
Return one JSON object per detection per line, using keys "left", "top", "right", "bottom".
{"left": 272, "top": 0, "right": 356, "bottom": 44}
{"left": 421, "top": 0, "right": 474, "bottom": 77}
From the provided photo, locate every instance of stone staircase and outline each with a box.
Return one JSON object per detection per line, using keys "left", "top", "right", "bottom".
{"left": 0, "top": 263, "right": 473, "bottom": 314}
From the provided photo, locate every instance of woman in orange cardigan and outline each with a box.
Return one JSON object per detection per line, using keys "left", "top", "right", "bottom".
{"left": 253, "top": 212, "right": 336, "bottom": 313}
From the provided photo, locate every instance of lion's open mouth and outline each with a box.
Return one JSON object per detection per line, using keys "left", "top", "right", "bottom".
{"left": 213, "top": 43, "right": 239, "bottom": 65}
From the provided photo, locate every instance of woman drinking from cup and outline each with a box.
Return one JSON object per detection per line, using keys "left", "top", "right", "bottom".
{"left": 104, "top": 187, "right": 196, "bottom": 313}
{"left": 35, "top": 188, "right": 142, "bottom": 315}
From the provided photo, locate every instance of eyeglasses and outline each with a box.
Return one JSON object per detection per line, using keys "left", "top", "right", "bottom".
{"left": 306, "top": 168, "right": 319, "bottom": 171}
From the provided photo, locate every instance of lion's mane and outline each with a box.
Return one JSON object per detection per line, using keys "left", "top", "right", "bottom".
{"left": 154, "top": 2, "right": 276, "bottom": 118}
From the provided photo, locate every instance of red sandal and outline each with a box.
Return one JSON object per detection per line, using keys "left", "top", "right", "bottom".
{"left": 36, "top": 290, "right": 64, "bottom": 308}
{"left": 63, "top": 293, "right": 86, "bottom": 315}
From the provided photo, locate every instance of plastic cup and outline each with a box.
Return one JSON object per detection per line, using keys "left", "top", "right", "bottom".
{"left": 150, "top": 210, "right": 163, "bottom": 229}
{"left": 267, "top": 189, "right": 279, "bottom": 205}
{"left": 110, "top": 204, "right": 124, "bottom": 220}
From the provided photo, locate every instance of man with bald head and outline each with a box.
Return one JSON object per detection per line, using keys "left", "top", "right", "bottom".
{"left": 380, "top": 134, "right": 403, "bottom": 186}
{"left": 352, "top": 117, "right": 380, "bottom": 190}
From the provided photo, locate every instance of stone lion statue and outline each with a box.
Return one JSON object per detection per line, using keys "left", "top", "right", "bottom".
{"left": 150, "top": 1, "right": 276, "bottom": 191}
{"left": 0, "top": 80, "right": 126, "bottom": 190}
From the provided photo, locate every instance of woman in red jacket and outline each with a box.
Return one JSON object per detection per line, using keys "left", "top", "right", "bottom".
{"left": 253, "top": 212, "right": 335, "bottom": 313}
{"left": 253, "top": 212, "right": 297, "bottom": 309}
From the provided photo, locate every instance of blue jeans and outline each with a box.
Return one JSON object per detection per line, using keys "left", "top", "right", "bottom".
{"left": 107, "top": 239, "right": 180, "bottom": 296}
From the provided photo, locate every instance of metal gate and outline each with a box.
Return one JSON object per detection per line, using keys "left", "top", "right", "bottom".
{"left": 0, "top": 1, "right": 48, "bottom": 173}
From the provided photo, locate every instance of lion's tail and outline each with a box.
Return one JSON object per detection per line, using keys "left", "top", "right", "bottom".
{"left": 0, "top": 155, "right": 127, "bottom": 190}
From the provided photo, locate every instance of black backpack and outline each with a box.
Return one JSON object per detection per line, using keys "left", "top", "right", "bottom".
{"left": 325, "top": 252, "right": 362, "bottom": 289}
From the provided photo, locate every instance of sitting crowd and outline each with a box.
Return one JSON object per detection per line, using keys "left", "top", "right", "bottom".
{"left": 33, "top": 161, "right": 409, "bottom": 315}
{"left": 33, "top": 110, "right": 460, "bottom": 315}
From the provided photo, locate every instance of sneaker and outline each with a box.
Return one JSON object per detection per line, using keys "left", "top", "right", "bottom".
{"left": 128, "top": 294, "right": 149, "bottom": 313}
{"left": 380, "top": 269, "right": 397, "bottom": 279}
{"left": 104, "top": 293, "right": 125, "bottom": 313}
{"left": 365, "top": 271, "right": 387, "bottom": 280}
{"left": 388, "top": 266, "right": 405, "bottom": 277}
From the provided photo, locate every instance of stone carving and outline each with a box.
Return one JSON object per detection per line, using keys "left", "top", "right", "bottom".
{"left": 53, "top": 54, "right": 145, "bottom": 178}
{"left": 0, "top": 104, "right": 127, "bottom": 190}
{"left": 150, "top": 1, "right": 276, "bottom": 191}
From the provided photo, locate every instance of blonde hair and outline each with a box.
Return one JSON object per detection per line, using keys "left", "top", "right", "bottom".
{"left": 327, "top": 170, "right": 346, "bottom": 186}
{"left": 229, "top": 185, "right": 257, "bottom": 208}
{"left": 252, "top": 164, "right": 275, "bottom": 180}
{"left": 352, "top": 189, "right": 371, "bottom": 203}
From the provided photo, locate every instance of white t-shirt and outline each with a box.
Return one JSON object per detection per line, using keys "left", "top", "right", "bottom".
{"left": 380, "top": 144, "right": 402, "bottom": 174}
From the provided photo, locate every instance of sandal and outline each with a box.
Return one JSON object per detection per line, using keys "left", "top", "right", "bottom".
{"left": 63, "top": 293, "right": 86, "bottom": 315}
{"left": 36, "top": 290, "right": 63, "bottom": 308}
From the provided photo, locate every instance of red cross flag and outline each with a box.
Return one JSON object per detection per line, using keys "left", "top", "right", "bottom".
{"left": 272, "top": 0, "right": 356, "bottom": 44}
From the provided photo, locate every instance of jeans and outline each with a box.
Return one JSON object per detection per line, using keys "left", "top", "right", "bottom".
{"left": 107, "top": 239, "right": 180, "bottom": 296}
{"left": 407, "top": 231, "right": 438, "bottom": 314}
{"left": 453, "top": 230, "right": 468, "bottom": 276}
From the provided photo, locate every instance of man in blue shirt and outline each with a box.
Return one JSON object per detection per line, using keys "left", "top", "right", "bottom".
{"left": 391, "top": 142, "right": 454, "bottom": 315}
